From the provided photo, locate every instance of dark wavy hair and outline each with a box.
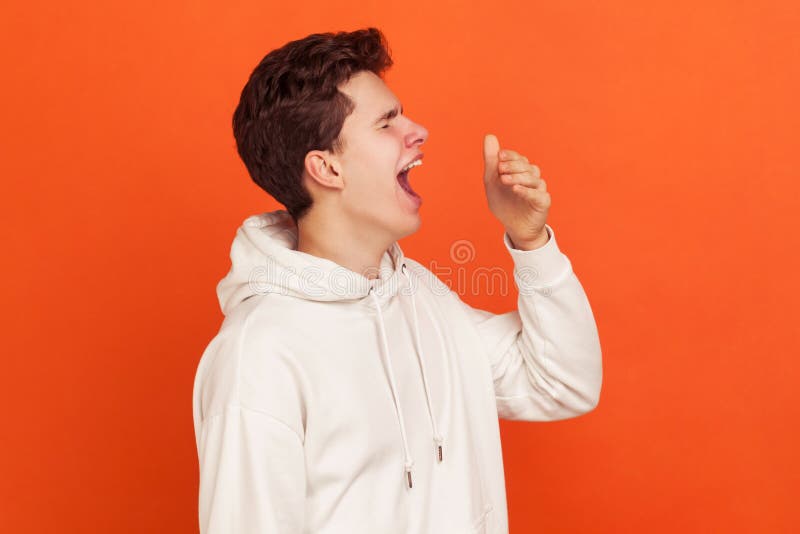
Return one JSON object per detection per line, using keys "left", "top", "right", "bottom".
{"left": 232, "top": 28, "right": 394, "bottom": 222}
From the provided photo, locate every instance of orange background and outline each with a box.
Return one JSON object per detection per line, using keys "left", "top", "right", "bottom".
{"left": 2, "top": 1, "right": 798, "bottom": 532}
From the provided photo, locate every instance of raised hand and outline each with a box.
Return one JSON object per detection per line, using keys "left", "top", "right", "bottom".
{"left": 482, "top": 134, "right": 551, "bottom": 250}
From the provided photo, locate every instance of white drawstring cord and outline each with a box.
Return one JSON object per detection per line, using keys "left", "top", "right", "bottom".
{"left": 370, "top": 286, "right": 416, "bottom": 488}
{"left": 402, "top": 264, "right": 445, "bottom": 463}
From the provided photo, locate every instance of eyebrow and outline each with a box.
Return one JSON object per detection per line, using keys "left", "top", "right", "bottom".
{"left": 373, "top": 103, "right": 403, "bottom": 126}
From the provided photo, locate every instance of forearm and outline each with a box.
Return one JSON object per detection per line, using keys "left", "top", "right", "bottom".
{"left": 493, "top": 224, "right": 603, "bottom": 420}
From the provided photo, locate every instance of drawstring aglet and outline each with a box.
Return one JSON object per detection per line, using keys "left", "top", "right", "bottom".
{"left": 404, "top": 460, "right": 414, "bottom": 489}
{"left": 437, "top": 444, "right": 443, "bottom": 462}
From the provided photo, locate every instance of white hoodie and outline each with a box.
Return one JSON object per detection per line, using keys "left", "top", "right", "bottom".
{"left": 192, "top": 210, "right": 602, "bottom": 534}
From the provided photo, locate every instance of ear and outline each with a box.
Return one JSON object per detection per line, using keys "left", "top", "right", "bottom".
{"left": 304, "top": 150, "right": 344, "bottom": 190}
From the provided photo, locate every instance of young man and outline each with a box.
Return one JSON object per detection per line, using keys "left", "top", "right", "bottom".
{"left": 192, "top": 27, "right": 602, "bottom": 534}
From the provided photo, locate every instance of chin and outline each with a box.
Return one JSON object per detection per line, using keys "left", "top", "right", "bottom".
{"left": 395, "top": 213, "right": 422, "bottom": 240}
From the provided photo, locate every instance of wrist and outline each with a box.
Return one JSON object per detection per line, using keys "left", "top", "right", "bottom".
{"left": 507, "top": 227, "right": 550, "bottom": 250}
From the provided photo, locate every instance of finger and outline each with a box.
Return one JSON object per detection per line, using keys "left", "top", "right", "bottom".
{"left": 512, "top": 184, "right": 552, "bottom": 208}
{"left": 483, "top": 134, "right": 500, "bottom": 182}
{"left": 501, "top": 173, "right": 546, "bottom": 190}
{"left": 498, "top": 149, "right": 529, "bottom": 163}
{"left": 499, "top": 160, "right": 540, "bottom": 176}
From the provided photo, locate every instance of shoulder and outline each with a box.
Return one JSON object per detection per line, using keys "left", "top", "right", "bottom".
{"left": 193, "top": 294, "right": 310, "bottom": 436}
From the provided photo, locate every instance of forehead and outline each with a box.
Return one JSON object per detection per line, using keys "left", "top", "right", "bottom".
{"left": 339, "top": 71, "right": 399, "bottom": 123}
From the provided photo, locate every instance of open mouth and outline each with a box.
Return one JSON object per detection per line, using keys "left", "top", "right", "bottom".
{"left": 397, "top": 156, "right": 423, "bottom": 200}
{"left": 397, "top": 168, "right": 420, "bottom": 199}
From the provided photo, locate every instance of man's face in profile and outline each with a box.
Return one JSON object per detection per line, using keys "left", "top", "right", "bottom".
{"left": 332, "top": 70, "right": 430, "bottom": 241}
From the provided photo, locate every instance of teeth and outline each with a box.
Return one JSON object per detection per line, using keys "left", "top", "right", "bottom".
{"left": 401, "top": 159, "right": 423, "bottom": 173}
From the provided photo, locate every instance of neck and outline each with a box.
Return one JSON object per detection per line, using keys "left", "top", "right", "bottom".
{"left": 295, "top": 206, "right": 393, "bottom": 281}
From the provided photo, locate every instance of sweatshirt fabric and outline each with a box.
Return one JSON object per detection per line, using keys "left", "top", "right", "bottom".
{"left": 192, "top": 210, "right": 603, "bottom": 533}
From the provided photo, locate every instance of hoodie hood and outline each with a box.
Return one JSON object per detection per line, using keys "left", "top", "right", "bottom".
{"left": 217, "top": 210, "right": 406, "bottom": 315}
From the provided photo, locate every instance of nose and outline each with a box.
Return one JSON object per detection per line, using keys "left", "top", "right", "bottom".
{"left": 404, "top": 118, "right": 429, "bottom": 147}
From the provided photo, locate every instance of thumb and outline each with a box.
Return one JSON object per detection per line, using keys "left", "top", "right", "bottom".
{"left": 483, "top": 133, "right": 500, "bottom": 182}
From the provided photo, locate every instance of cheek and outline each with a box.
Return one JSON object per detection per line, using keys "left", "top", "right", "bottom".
{"left": 344, "top": 162, "right": 395, "bottom": 204}
{"left": 344, "top": 136, "right": 403, "bottom": 192}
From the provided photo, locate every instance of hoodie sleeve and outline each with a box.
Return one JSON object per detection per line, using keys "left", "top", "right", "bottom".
{"left": 196, "top": 405, "right": 306, "bottom": 533}
{"left": 460, "top": 223, "right": 603, "bottom": 421}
